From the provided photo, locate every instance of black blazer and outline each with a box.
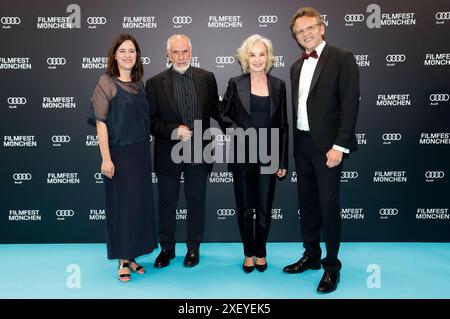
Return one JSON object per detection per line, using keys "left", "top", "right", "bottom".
{"left": 219, "top": 73, "right": 289, "bottom": 170}
{"left": 291, "top": 43, "right": 359, "bottom": 154}
{"left": 145, "top": 67, "right": 220, "bottom": 176}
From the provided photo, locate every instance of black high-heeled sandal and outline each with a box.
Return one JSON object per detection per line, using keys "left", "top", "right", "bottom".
{"left": 118, "top": 261, "right": 131, "bottom": 283}
{"left": 129, "top": 258, "right": 145, "bottom": 274}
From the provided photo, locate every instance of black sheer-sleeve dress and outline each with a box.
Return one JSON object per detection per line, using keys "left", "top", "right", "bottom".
{"left": 88, "top": 74, "right": 158, "bottom": 260}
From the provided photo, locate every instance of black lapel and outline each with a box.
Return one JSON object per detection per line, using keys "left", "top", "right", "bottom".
{"left": 162, "top": 69, "right": 181, "bottom": 119}
{"left": 309, "top": 43, "right": 329, "bottom": 96}
{"left": 268, "top": 74, "right": 278, "bottom": 117}
{"left": 237, "top": 74, "right": 251, "bottom": 115}
{"left": 292, "top": 59, "right": 303, "bottom": 115}
{"left": 192, "top": 68, "right": 204, "bottom": 114}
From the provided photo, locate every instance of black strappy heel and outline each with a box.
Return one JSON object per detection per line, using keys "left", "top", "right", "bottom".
{"left": 129, "top": 258, "right": 145, "bottom": 274}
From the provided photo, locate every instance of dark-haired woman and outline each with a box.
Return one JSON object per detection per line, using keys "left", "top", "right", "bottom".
{"left": 88, "top": 33, "right": 157, "bottom": 283}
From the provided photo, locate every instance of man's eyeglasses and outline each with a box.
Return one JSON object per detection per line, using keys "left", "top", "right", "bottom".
{"left": 293, "top": 23, "right": 322, "bottom": 37}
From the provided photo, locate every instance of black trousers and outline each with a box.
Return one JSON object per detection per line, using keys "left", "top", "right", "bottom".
{"left": 294, "top": 130, "right": 343, "bottom": 272}
{"left": 232, "top": 164, "right": 276, "bottom": 258}
{"left": 157, "top": 164, "right": 208, "bottom": 250}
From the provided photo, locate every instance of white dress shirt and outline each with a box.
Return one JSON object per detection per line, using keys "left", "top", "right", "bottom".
{"left": 296, "top": 40, "right": 349, "bottom": 154}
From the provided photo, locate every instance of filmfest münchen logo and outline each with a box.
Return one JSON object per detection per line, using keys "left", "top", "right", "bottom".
{"left": 9, "top": 210, "right": 42, "bottom": 222}
{"left": 271, "top": 209, "right": 283, "bottom": 220}
{"left": 86, "top": 135, "right": 98, "bottom": 146}
{"left": 7, "top": 96, "right": 27, "bottom": 109}
{"left": 176, "top": 209, "right": 187, "bottom": 220}
{"left": 429, "top": 93, "right": 449, "bottom": 106}
{"left": 0, "top": 57, "right": 32, "bottom": 70}
{"left": 37, "top": 4, "right": 81, "bottom": 29}
{"left": 424, "top": 53, "right": 450, "bottom": 66}
{"left": 273, "top": 56, "right": 285, "bottom": 68}
{"left": 419, "top": 132, "right": 450, "bottom": 144}
{"left": 82, "top": 57, "right": 107, "bottom": 69}
{"left": 123, "top": 16, "right": 157, "bottom": 29}
{"left": 166, "top": 56, "right": 199, "bottom": 68}
{"left": 416, "top": 208, "right": 449, "bottom": 220}
{"left": 373, "top": 171, "right": 407, "bottom": 183}
{"left": 208, "top": 16, "right": 242, "bottom": 28}
{"left": 376, "top": 94, "right": 411, "bottom": 107}
{"left": 356, "top": 133, "right": 367, "bottom": 145}
{"left": 355, "top": 54, "right": 370, "bottom": 67}
{"left": 345, "top": 4, "right": 416, "bottom": 28}
{"left": 47, "top": 173, "right": 80, "bottom": 184}
{"left": 89, "top": 209, "right": 105, "bottom": 221}
{"left": 209, "top": 171, "right": 233, "bottom": 183}
{"left": 291, "top": 171, "right": 297, "bottom": 183}
{"left": 3, "top": 135, "right": 37, "bottom": 147}
{"left": 42, "top": 97, "right": 76, "bottom": 109}
{"left": 1, "top": 16, "right": 21, "bottom": 29}
{"left": 341, "top": 208, "right": 365, "bottom": 220}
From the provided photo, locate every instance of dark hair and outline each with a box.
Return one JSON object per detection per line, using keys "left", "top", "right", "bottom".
{"left": 289, "top": 7, "right": 325, "bottom": 38}
{"left": 106, "top": 33, "right": 143, "bottom": 82}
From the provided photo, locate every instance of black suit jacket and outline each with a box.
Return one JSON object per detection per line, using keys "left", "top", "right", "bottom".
{"left": 291, "top": 43, "right": 359, "bottom": 154}
{"left": 219, "top": 73, "right": 289, "bottom": 170}
{"left": 145, "top": 67, "right": 220, "bottom": 176}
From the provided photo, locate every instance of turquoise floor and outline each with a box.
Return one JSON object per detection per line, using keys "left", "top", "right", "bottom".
{"left": 1, "top": 243, "right": 449, "bottom": 299}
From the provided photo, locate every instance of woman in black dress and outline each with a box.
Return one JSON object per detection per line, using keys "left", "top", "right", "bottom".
{"left": 88, "top": 33, "right": 157, "bottom": 282}
{"left": 219, "top": 34, "right": 288, "bottom": 273}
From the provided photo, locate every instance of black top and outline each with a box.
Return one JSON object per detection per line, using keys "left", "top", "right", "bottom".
{"left": 171, "top": 67, "right": 198, "bottom": 128}
{"left": 250, "top": 93, "right": 271, "bottom": 129}
{"left": 87, "top": 74, "right": 150, "bottom": 147}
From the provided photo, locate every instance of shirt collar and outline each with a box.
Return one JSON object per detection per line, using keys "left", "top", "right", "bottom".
{"left": 171, "top": 66, "right": 193, "bottom": 80}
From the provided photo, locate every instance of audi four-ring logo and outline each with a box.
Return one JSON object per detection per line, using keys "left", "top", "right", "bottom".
{"left": 141, "top": 57, "right": 151, "bottom": 64}
{"left": 341, "top": 171, "right": 358, "bottom": 179}
{"left": 56, "top": 210, "right": 75, "bottom": 217}
{"left": 7, "top": 97, "right": 27, "bottom": 105}
{"left": 429, "top": 94, "right": 450, "bottom": 102}
{"left": 435, "top": 12, "right": 450, "bottom": 20}
{"left": 216, "top": 56, "right": 235, "bottom": 64}
{"left": 425, "top": 171, "right": 445, "bottom": 179}
{"left": 385, "top": 54, "right": 406, "bottom": 63}
{"left": 379, "top": 208, "right": 398, "bottom": 216}
{"left": 173, "top": 16, "right": 192, "bottom": 24}
{"left": 47, "top": 57, "right": 67, "bottom": 66}
{"left": 258, "top": 15, "right": 278, "bottom": 23}
{"left": 87, "top": 17, "right": 107, "bottom": 25}
{"left": 1, "top": 17, "right": 21, "bottom": 25}
{"left": 217, "top": 209, "right": 236, "bottom": 217}
{"left": 52, "top": 135, "right": 71, "bottom": 143}
{"left": 344, "top": 14, "right": 364, "bottom": 22}
{"left": 382, "top": 133, "right": 402, "bottom": 141}
{"left": 94, "top": 173, "right": 103, "bottom": 180}
{"left": 216, "top": 135, "right": 231, "bottom": 142}
{"left": 13, "top": 173, "right": 32, "bottom": 181}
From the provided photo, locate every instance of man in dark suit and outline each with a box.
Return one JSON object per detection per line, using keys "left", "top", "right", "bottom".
{"left": 283, "top": 7, "right": 359, "bottom": 293}
{"left": 145, "top": 34, "right": 220, "bottom": 268}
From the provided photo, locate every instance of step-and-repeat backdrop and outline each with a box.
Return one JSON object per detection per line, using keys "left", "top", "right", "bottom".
{"left": 1, "top": 0, "right": 449, "bottom": 243}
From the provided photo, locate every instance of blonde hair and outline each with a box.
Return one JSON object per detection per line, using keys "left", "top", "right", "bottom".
{"left": 236, "top": 34, "right": 275, "bottom": 74}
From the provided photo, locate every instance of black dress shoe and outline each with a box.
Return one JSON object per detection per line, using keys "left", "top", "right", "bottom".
{"left": 154, "top": 249, "right": 175, "bottom": 268}
{"left": 283, "top": 256, "right": 321, "bottom": 274}
{"left": 317, "top": 270, "right": 340, "bottom": 294}
{"left": 255, "top": 263, "right": 267, "bottom": 272}
{"left": 184, "top": 248, "right": 199, "bottom": 267}
{"left": 242, "top": 264, "right": 255, "bottom": 273}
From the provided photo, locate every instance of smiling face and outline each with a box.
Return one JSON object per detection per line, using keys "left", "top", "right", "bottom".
{"left": 114, "top": 40, "right": 136, "bottom": 74}
{"left": 167, "top": 36, "right": 192, "bottom": 74}
{"left": 293, "top": 16, "right": 325, "bottom": 52}
{"left": 248, "top": 41, "right": 268, "bottom": 74}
